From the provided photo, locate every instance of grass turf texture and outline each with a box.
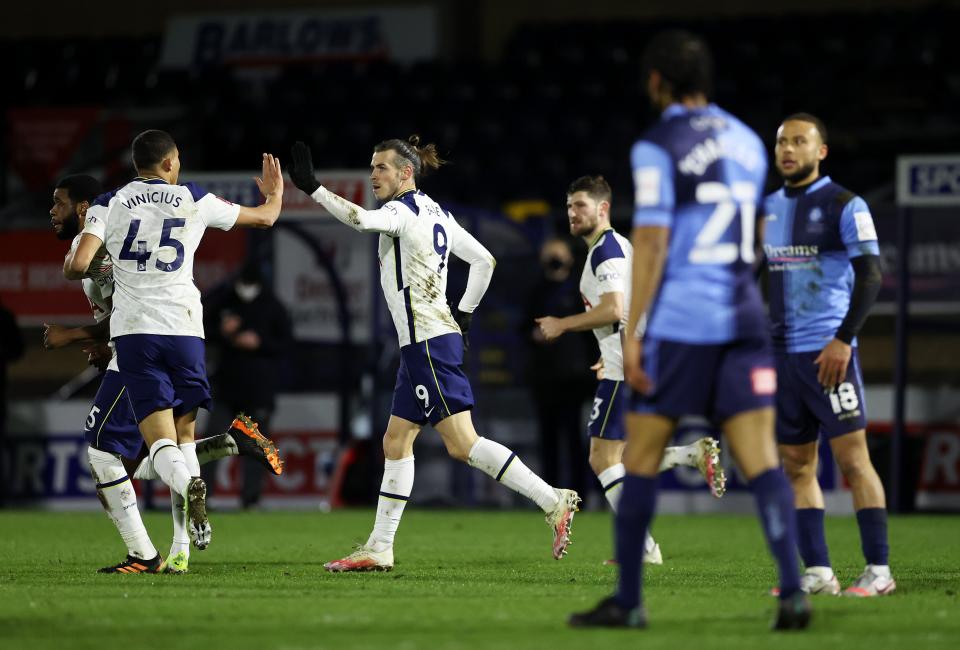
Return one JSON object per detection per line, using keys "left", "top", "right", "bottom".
{"left": 0, "top": 511, "right": 957, "bottom": 649}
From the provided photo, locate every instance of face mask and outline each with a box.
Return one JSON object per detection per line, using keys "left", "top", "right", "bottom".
{"left": 545, "top": 257, "right": 568, "bottom": 272}
{"left": 235, "top": 281, "right": 261, "bottom": 302}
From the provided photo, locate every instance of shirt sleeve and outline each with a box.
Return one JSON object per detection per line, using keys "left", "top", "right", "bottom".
{"left": 631, "top": 140, "right": 675, "bottom": 227}
{"left": 82, "top": 204, "right": 108, "bottom": 242}
{"left": 448, "top": 217, "right": 496, "bottom": 313}
{"left": 195, "top": 193, "right": 241, "bottom": 231}
{"left": 839, "top": 195, "right": 880, "bottom": 258}
{"left": 310, "top": 186, "right": 408, "bottom": 236}
{"left": 595, "top": 257, "right": 628, "bottom": 295}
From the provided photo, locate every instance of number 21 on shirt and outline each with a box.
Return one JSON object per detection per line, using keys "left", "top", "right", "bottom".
{"left": 689, "top": 181, "right": 757, "bottom": 265}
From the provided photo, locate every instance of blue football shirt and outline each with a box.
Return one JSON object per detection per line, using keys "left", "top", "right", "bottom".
{"left": 762, "top": 176, "right": 880, "bottom": 352}
{"left": 632, "top": 103, "right": 769, "bottom": 344}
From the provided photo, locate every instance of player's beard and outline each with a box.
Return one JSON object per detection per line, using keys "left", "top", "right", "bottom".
{"left": 779, "top": 161, "right": 818, "bottom": 185}
{"left": 56, "top": 212, "right": 80, "bottom": 240}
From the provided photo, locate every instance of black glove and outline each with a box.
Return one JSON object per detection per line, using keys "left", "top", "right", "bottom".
{"left": 289, "top": 141, "right": 320, "bottom": 195}
{"left": 453, "top": 306, "right": 473, "bottom": 351}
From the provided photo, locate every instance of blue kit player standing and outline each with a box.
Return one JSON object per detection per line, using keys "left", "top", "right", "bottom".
{"left": 536, "top": 175, "right": 727, "bottom": 566}
{"left": 288, "top": 136, "right": 580, "bottom": 571}
{"left": 764, "top": 114, "right": 892, "bottom": 597}
{"left": 569, "top": 30, "right": 809, "bottom": 630}
{"left": 65, "top": 130, "right": 285, "bottom": 552}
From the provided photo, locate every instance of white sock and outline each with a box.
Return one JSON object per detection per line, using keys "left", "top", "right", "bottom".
{"left": 807, "top": 565, "right": 836, "bottom": 579}
{"left": 168, "top": 441, "right": 200, "bottom": 558}
{"left": 467, "top": 437, "right": 559, "bottom": 512}
{"left": 87, "top": 447, "right": 158, "bottom": 560}
{"left": 180, "top": 441, "right": 201, "bottom": 477}
{"left": 196, "top": 434, "right": 238, "bottom": 463}
{"left": 169, "top": 488, "right": 190, "bottom": 558}
{"left": 132, "top": 456, "right": 158, "bottom": 481}
{"left": 868, "top": 564, "right": 891, "bottom": 578}
{"left": 149, "top": 439, "right": 192, "bottom": 498}
{"left": 660, "top": 444, "right": 695, "bottom": 470}
{"left": 644, "top": 533, "right": 658, "bottom": 554}
{"left": 132, "top": 435, "right": 237, "bottom": 481}
{"left": 366, "top": 456, "right": 415, "bottom": 552}
{"left": 597, "top": 463, "right": 625, "bottom": 512}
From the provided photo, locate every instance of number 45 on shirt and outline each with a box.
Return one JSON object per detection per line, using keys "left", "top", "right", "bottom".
{"left": 119, "top": 218, "right": 186, "bottom": 272}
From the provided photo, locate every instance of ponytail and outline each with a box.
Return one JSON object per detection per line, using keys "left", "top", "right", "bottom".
{"left": 373, "top": 135, "right": 446, "bottom": 179}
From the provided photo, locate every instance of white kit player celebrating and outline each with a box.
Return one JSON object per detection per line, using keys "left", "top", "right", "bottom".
{"left": 288, "top": 136, "right": 581, "bottom": 571}
{"left": 536, "top": 175, "right": 726, "bottom": 565}
{"left": 65, "top": 130, "right": 285, "bottom": 552}
{"left": 48, "top": 174, "right": 283, "bottom": 574}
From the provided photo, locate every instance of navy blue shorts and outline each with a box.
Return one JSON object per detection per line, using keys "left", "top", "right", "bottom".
{"left": 114, "top": 334, "right": 212, "bottom": 422}
{"left": 775, "top": 349, "right": 867, "bottom": 445}
{"left": 629, "top": 336, "right": 776, "bottom": 423}
{"left": 588, "top": 379, "right": 627, "bottom": 440}
{"left": 391, "top": 333, "right": 474, "bottom": 426}
{"left": 84, "top": 370, "right": 144, "bottom": 458}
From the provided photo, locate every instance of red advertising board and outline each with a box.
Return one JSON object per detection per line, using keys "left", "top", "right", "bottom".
{"left": 0, "top": 229, "right": 247, "bottom": 324}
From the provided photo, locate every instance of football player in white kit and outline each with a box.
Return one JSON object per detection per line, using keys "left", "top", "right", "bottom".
{"left": 536, "top": 176, "right": 726, "bottom": 566}
{"left": 47, "top": 174, "right": 284, "bottom": 574}
{"left": 64, "top": 130, "right": 285, "bottom": 553}
{"left": 289, "top": 136, "right": 581, "bottom": 571}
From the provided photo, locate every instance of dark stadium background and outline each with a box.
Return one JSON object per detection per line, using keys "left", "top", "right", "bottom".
{"left": 1, "top": 0, "right": 958, "bottom": 512}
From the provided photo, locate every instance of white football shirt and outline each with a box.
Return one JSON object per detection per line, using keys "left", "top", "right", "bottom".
{"left": 580, "top": 229, "right": 632, "bottom": 381}
{"left": 70, "top": 234, "right": 119, "bottom": 371}
{"left": 83, "top": 178, "right": 239, "bottom": 338}
{"left": 308, "top": 186, "right": 496, "bottom": 348}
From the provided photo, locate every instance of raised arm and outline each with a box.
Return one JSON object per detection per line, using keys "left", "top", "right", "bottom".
{"left": 234, "top": 154, "right": 284, "bottom": 229}
{"left": 288, "top": 141, "right": 405, "bottom": 235}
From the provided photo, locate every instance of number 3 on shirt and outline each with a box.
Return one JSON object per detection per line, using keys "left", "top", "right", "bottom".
{"left": 119, "top": 218, "right": 186, "bottom": 272}
{"left": 689, "top": 181, "right": 757, "bottom": 265}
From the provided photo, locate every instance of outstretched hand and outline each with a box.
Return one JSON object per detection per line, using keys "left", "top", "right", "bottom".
{"left": 289, "top": 141, "right": 320, "bottom": 195}
{"left": 254, "top": 153, "right": 283, "bottom": 198}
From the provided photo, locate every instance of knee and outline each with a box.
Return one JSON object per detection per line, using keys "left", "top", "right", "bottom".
{"left": 444, "top": 437, "right": 474, "bottom": 463}
{"left": 836, "top": 454, "right": 872, "bottom": 483}
{"left": 382, "top": 432, "right": 407, "bottom": 460}
{"left": 781, "top": 452, "right": 816, "bottom": 485}
{"left": 588, "top": 448, "right": 615, "bottom": 476}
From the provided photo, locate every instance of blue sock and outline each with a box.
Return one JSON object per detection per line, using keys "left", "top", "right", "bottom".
{"left": 855, "top": 508, "right": 889, "bottom": 566}
{"left": 614, "top": 474, "right": 657, "bottom": 610}
{"left": 749, "top": 468, "right": 801, "bottom": 600}
{"left": 796, "top": 508, "right": 831, "bottom": 568}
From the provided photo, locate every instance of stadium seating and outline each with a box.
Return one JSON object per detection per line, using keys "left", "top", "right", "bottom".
{"left": 4, "top": 9, "right": 958, "bottom": 217}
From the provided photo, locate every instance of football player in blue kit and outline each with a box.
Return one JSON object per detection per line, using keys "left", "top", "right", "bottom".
{"left": 570, "top": 30, "right": 808, "bottom": 630}
{"left": 288, "top": 136, "right": 580, "bottom": 571}
{"left": 763, "top": 114, "right": 892, "bottom": 597}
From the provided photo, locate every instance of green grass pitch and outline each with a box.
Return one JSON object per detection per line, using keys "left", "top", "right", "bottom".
{"left": 0, "top": 509, "right": 957, "bottom": 649}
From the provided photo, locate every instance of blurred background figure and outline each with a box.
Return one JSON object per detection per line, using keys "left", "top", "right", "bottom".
{"left": 202, "top": 262, "right": 293, "bottom": 509}
{"left": 523, "top": 237, "right": 596, "bottom": 501}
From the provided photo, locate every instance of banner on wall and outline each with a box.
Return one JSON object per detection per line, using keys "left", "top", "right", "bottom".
{"left": 3, "top": 396, "right": 341, "bottom": 509}
{"left": 160, "top": 7, "right": 437, "bottom": 67}
{"left": 0, "top": 229, "right": 247, "bottom": 325}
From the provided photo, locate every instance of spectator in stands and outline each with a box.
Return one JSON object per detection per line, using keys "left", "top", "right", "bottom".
{"left": 202, "top": 262, "right": 293, "bottom": 509}
{"left": 523, "top": 237, "right": 595, "bottom": 500}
